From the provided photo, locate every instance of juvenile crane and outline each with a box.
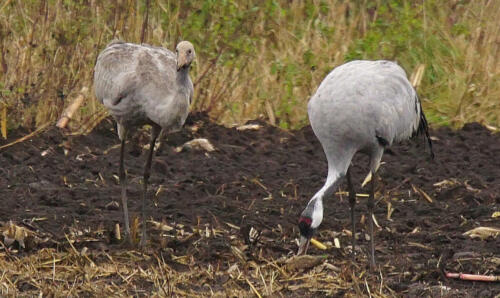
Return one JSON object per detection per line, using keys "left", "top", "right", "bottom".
{"left": 94, "top": 40, "right": 195, "bottom": 247}
{"left": 297, "top": 60, "right": 433, "bottom": 267}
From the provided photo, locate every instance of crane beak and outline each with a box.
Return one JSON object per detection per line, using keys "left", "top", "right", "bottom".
{"left": 177, "top": 55, "right": 188, "bottom": 72}
{"left": 297, "top": 235, "right": 310, "bottom": 256}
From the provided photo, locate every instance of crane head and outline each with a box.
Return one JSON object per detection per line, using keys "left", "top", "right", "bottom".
{"left": 176, "top": 41, "right": 196, "bottom": 71}
{"left": 297, "top": 195, "right": 323, "bottom": 255}
{"left": 297, "top": 216, "right": 315, "bottom": 255}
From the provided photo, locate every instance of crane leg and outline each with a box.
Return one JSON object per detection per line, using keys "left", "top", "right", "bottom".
{"left": 140, "top": 127, "right": 160, "bottom": 248}
{"left": 368, "top": 170, "right": 376, "bottom": 269}
{"left": 346, "top": 167, "right": 356, "bottom": 261}
{"left": 119, "top": 132, "right": 132, "bottom": 245}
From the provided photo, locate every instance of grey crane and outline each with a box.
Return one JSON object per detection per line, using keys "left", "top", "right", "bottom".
{"left": 297, "top": 60, "right": 433, "bottom": 267}
{"left": 94, "top": 40, "right": 195, "bottom": 247}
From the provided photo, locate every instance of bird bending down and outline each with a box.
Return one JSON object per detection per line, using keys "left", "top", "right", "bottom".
{"left": 94, "top": 40, "right": 195, "bottom": 247}
{"left": 297, "top": 60, "right": 434, "bottom": 268}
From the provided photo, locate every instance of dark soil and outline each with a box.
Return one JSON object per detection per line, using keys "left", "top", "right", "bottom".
{"left": 1, "top": 113, "right": 499, "bottom": 296}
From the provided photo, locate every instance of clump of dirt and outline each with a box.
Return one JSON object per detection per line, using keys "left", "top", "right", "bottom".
{"left": 0, "top": 113, "right": 499, "bottom": 296}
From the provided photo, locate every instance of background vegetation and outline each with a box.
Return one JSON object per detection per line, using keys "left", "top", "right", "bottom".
{"left": 0, "top": 0, "right": 499, "bottom": 134}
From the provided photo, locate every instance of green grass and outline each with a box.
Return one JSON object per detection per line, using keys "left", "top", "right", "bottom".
{"left": 0, "top": 0, "right": 499, "bottom": 133}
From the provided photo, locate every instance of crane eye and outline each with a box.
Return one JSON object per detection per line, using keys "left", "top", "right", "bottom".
{"left": 188, "top": 49, "right": 192, "bottom": 54}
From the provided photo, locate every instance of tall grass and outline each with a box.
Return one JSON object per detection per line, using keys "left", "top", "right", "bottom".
{"left": 0, "top": 0, "right": 499, "bottom": 134}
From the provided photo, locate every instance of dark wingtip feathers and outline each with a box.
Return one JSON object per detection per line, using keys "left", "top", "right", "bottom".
{"left": 420, "top": 111, "right": 435, "bottom": 160}
{"left": 414, "top": 95, "right": 435, "bottom": 159}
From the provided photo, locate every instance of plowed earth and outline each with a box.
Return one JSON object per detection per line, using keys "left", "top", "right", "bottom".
{"left": 1, "top": 113, "right": 499, "bottom": 296}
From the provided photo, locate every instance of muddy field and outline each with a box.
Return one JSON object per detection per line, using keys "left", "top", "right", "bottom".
{"left": 1, "top": 113, "right": 499, "bottom": 296}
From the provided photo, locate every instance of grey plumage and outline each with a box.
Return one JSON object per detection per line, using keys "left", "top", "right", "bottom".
{"left": 94, "top": 40, "right": 195, "bottom": 247}
{"left": 298, "top": 60, "right": 433, "bottom": 267}
{"left": 94, "top": 40, "right": 193, "bottom": 136}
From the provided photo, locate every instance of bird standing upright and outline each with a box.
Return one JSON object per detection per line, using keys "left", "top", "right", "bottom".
{"left": 297, "top": 60, "right": 433, "bottom": 267}
{"left": 94, "top": 40, "right": 195, "bottom": 247}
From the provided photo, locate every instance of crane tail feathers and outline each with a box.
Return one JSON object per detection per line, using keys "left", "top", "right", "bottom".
{"left": 414, "top": 95, "right": 434, "bottom": 159}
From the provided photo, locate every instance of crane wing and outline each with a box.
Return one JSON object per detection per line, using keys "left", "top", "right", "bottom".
{"left": 94, "top": 41, "right": 177, "bottom": 112}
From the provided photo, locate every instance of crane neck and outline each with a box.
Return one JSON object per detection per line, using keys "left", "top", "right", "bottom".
{"left": 319, "top": 169, "right": 341, "bottom": 199}
{"left": 305, "top": 170, "right": 341, "bottom": 228}
{"left": 176, "top": 65, "right": 190, "bottom": 84}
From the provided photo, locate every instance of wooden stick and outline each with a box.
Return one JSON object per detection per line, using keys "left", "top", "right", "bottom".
{"left": 1, "top": 102, "right": 6, "bottom": 139}
{"left": 446, "top": 272, "right": 500, "bottom": 282}
{"left": 56, "top": 87, "right": 88, "bottom": 129}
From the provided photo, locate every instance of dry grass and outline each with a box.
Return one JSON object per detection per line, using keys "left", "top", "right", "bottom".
{"left": 0, "top": 221, "right": 389, "bottom": 297}
{"left": 420, "top": 0, "right": 500, "bottom": 127}
{"left": 0, "top": 1, "right": 499, "bottom": 135}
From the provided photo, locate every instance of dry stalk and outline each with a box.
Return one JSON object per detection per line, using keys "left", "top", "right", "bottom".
{"left": 411, "top": 184, "right": 433, "bottom": 203}
{"left": 245, "top": 278, "right": 262, "bottom": 298}
{"left": 0, "top": 122, "right": 50, "bottom": 150}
